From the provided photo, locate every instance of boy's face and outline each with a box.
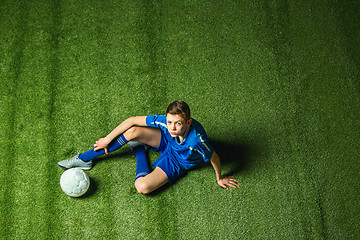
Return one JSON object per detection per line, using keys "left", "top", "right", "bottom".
{"left": 166, "top": 113, "right": 192, "bottom": 138}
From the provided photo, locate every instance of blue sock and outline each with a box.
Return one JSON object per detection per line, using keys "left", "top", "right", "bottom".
{"left": 79, "top": 134, "right": 128, "bottom": 162}
{"left": 134, "top": 146, "right": 151, "bottom": 181}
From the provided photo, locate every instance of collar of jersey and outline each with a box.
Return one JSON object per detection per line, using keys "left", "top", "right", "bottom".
{"left": 177, "top": 125, "right": 191, "bottom": 145}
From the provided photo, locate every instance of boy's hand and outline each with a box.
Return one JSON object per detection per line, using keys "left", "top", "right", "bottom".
{"left": 217, "top": 176, "right": 239, "bottom": 190}
{"left": 94, "top": 137, "right": 110, "bottom": 154}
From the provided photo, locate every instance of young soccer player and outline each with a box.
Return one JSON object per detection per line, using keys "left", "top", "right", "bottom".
{"left": 58, "top": 100, "right": 239, "bottom": 194}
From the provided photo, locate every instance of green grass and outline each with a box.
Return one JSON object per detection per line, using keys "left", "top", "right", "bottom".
{"left": 1, "top": 0, "right": 360, "bottom": 239}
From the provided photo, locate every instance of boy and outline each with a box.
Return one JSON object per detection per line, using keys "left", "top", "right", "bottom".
{"left": 58, "top": 101, "right": 239, "bottom": 194}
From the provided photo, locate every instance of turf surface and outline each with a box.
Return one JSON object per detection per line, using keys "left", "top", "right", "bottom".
{"left": 1, "top": 0, "right": 360, "bottom": 239}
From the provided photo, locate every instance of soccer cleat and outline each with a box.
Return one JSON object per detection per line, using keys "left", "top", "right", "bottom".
{"left": 57, "top": 151, "right": 93, "bottom": 170}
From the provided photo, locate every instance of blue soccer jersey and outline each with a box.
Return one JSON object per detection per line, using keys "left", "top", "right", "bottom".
{"left": 146, "top": 115, "right": 214, "bottom": 170}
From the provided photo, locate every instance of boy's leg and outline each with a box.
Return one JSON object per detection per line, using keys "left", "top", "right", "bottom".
{"left": 80, "top": 126, "right": 161, "bottom": 162}
{"left": 134, "top": 167, "right": 168, "bottom": 194}
{"left": 58, "top": 126, "right": 162, "bottom": 170}
{"left": 57, "top": 135, "right": 128, "bottom": 170}
{"left": 133, "top": 145, "right": 151, "bottom": 181}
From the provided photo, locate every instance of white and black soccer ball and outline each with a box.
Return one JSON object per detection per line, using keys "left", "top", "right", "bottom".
{"left": 60, "top": 168, "right": 90, "bottom": 197}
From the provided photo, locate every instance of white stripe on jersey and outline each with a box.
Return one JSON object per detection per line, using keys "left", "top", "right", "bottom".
{"left": 154, "top": 121, "right": 167, "bottom": 128}
{"left": 189, "top": 146, "right": 205, "bottom": 158}
{"left": 198, "top": 134, "right": 211, "bottom": 152}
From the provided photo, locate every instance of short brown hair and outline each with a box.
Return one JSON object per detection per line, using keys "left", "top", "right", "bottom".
{"left": 166, "top": 100, "right": 191, "bottom": 121}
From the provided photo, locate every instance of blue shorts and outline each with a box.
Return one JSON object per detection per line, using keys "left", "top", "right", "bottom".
{"left": 151, "top": 131, "right": 187, "bottom": 184}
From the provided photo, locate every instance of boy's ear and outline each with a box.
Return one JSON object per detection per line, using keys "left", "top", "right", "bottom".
{"left": 187, "top": 119, "right": 192, "bottom": 126}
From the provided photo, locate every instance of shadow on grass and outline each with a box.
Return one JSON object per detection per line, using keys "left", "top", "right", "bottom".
{"left": 209, "top": 139, "right": 253, "bottom": 176}
{"left": 189, "top": 138, "right": 262, "bottom": 177}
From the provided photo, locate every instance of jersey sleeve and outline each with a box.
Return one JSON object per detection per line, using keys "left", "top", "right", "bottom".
{"left": 146, "top": 115, "right": 167, "bottom": 131}
{"left": 196, "top": 133, "right": 214, "bottom": 163}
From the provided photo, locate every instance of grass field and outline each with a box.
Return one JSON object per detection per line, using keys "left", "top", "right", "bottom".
{"left": 1, "top": 0, "right": 360, "bottom": 239}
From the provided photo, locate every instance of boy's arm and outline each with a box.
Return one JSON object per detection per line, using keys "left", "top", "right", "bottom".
{"left": 210, "top": 151, "right": 239, "bottom": 190}
{"left": 93, "top": 116, "right": 147, "bottom": 153}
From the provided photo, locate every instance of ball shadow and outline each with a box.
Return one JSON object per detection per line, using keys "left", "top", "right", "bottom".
{"left": 79, "top": 176, "right": 98, "bottom": 198}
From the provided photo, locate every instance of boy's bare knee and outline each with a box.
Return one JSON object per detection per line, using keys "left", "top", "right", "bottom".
{"left": 124, "top": 126, "right": 140, "bottom": 141}
{"left": 134, "top": 179, "right": 151, "bottom": 195}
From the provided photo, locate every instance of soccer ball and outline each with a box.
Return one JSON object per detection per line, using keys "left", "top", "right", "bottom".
{"left": 60, "top": 168, "right": 90, "bottom": 197}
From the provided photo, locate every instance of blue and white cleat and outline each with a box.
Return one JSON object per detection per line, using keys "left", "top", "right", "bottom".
{"left": 57, "top": 151, "right": 93, "bottom": 170}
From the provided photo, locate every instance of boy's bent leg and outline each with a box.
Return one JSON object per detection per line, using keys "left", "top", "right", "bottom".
{"left": 134, "top": 167, "right": 168, "bottom": 194}
{"left": 57, "top": 135, "right": 128, "bottom": 170}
